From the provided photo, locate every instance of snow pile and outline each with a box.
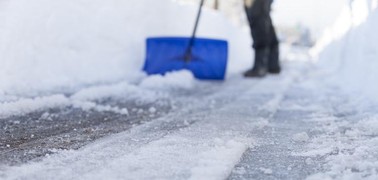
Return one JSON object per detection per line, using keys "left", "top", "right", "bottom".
{"left": 70, "top": 81, "right": 160, "bottom": 102}
{"left": 0, "top": 0, "right": 251, "bottom": 97}
{"left": 0, "top": 81, "right": 166, "bottom": 118}
{"left": 140, "top": 70, "right": 195, "bottom": 90}
{"left": 72, "top": 101, "right": 129, "bottom": 115}
{"left": 313, "top": 0, "right": 378, "bottom": 101}
{"left": 0, "top": 95, "right": 70, "bottom": 118}
{"left": 0, "top": 70, "right": 196, "bottom": 118}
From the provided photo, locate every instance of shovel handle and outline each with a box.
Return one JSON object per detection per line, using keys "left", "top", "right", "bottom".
{"left": 184, "top": 0, "right": 205, "bottom": 62}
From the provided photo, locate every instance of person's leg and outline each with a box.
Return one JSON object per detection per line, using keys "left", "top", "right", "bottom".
{"left": 244, "top": 0, "right": 272, "bottom": 77}
{"left": 267, "top": 16, "right": 281, "bottom": 73}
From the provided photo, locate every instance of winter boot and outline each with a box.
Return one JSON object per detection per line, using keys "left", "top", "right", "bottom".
{"left": 244, "top": 48, "right": 269, "bottom": 78}
{"left": 268, "top": 45, "right": 281, "bottom": 74}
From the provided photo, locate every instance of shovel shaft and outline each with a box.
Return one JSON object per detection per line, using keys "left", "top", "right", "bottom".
{"left": 185, "top": 0, "right": 205, "bottom": 62}
{"left": 191, "top": 0, "right": 205, "bottom": 41}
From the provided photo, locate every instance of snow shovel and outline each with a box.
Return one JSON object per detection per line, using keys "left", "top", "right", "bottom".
{"left": 143, "top": 0, "right": 228, "bottom": 80}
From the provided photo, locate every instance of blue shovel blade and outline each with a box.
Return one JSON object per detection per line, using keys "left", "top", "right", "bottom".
{"left": 143, "top": 37, "right": 228, "bottom": 80}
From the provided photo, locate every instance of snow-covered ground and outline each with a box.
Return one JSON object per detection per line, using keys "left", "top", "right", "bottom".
{"left": 1, "top": 0, "right": 378, "bottom": 179}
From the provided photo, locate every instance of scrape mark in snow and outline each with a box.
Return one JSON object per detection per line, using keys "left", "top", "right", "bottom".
{"left": 189, "top": 139, "right": 250, "bottom": 180}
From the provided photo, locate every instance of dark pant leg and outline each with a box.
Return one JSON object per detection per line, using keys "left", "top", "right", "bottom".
{"left": 267, "top": 12, "right": 280, "bottom": 71}
{"left": 268, "top": 17, "right": 279, "bottom": 48}
{"left": 245, "top": 0, "right": 280, "bottom": 72}
{"left": 245, "top": 0, "right": 272, "bottom": 50}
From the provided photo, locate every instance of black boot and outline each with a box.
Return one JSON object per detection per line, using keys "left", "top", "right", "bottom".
{"left": 244, "top": 48, "right": 269, "bottom": 78}
{"left": 268, "top": 45, "right": 281, "bottom": 74}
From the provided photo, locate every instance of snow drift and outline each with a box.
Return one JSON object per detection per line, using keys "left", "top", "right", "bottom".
{"left": 0, "top": 0, "right": 251, "bottom": 98}
{"left": 309, "top": 2, "right": 378, "bottom": 178}
{"left": 313, "top": 0, "right": 378, "bottom": 101}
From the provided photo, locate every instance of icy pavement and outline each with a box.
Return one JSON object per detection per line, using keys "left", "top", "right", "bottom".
{"left": 2, "top": 61, "right": 378, "bottom": 179}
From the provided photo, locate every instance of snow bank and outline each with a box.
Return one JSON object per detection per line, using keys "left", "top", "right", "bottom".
{"left": 313, "top": 0, "right": 378, "bottom": 102}
{"left": 304, "top": 2, "right": 378, "bottom": 178}
{"left": 0, "top": 0, "right": 251, "bottom": 97}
